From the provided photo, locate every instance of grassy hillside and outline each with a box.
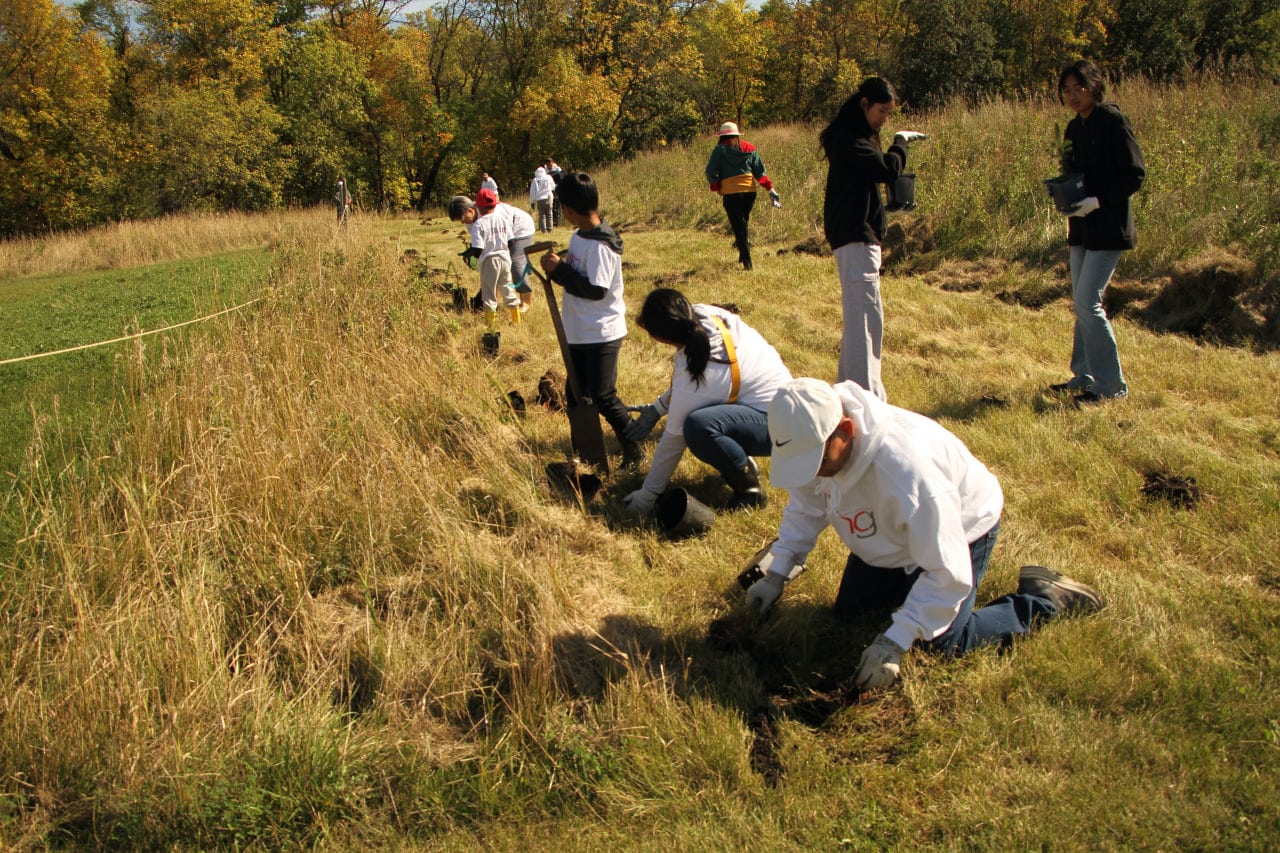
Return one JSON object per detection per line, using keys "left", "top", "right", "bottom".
{"left": 1, "top": 82, "right": 1279, "bottom": 849}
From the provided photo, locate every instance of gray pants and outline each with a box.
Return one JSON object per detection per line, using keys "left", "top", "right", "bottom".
{"left": 479, "top": 255, "right": 518, "bottom": 312}
{"left": 835, "top": 242, "right": 885, "bottom": 401}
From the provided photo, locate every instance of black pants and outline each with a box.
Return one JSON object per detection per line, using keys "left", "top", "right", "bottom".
{"left": 567, "top": 339, "right": 631, "bottom": 442}
{"left": 834, "top": 558, "right": 922, "bottom": 621}
{"left": 722, "top": 191, "right": 756, "bottom": 268}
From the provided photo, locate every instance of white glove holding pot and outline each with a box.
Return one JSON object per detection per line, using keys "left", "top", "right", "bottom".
{"left": 855, "top": 633, "right": 907, "bottom": 690}
{"left": 893, "top": 131, "right": 928, "bottom": 146}
{"left": 1068, "top": 196, "right": 1100, "bottom": 217}
{"left": 622, "top": 488, "right": 661, "bottom": 516}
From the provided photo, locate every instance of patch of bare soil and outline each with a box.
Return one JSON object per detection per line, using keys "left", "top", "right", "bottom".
{"left": 747, "top": 710, "right": 784, "bottom": 787}
{"left": 1141, "top": 470, "right": 1202, "bottom": 509}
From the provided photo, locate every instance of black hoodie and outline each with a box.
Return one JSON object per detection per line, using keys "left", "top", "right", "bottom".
{"left": 1064, "top": 102, "right": 1146, "bottom": 251}
{"left": 822, "top": 126, "right": 909, "bottom": 249}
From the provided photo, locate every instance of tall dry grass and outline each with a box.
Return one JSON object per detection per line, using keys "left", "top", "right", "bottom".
{"left": 3, "top": 79, "right": 1280, "bottom": 848}
{"left": 0, "top": 208, "right": 333, "bottom": 280}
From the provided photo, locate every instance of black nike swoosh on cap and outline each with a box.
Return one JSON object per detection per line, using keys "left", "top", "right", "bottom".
{"left": 774, "top": 438, "right": 792, "bottom": 448}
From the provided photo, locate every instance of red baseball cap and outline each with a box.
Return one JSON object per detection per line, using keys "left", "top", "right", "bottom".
{"left": 476, "top": 188, "right": 498, "bottom": 209}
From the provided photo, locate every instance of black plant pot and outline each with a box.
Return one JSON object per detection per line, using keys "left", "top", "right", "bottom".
{"left": 481, "top": 331, "right": 500, "bottom": 357}
{"left": 885, "top": 173, "right": 916, "bottom": 212}
{"left": 1044, "top": 173, "right": 1087, "bottom": 214}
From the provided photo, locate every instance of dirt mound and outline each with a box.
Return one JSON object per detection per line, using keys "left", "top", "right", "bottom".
{"left": 1140, "top": 250, "right": 1277, "bottom": 346}
{"left": 787, "top": 235, "right": 829, "bottom": 257}
{"left": 882, "top": 217, "right": 938, "bottom": 267}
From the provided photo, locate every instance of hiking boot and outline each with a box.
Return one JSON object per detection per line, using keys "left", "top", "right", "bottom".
{"left": 1017, "top": 565, "right": 1104, "bottom": 616}
{"left": 1074, "top": 390, "right": 1127, "bottom": 406}
{"left": 1048, "top": 381, "right": 1081, "bottom": 394}
{"left": 722, "top": 458, "right": 767, "bottom": 511}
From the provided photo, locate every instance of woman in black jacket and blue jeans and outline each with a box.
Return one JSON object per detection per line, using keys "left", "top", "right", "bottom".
{"left": 1051, "top": 60, "right": 1146, "bottom": 404}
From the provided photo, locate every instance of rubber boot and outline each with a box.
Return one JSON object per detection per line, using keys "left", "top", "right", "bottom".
{"left": 508, "top": 306, "right": 522, "bottom": 325}
{"left": 723, "top": 458, "right": 766, "bottom": 510}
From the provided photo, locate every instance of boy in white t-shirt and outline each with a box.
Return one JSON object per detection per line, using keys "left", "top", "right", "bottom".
{"left": 450, "top": 190, "right": 521, "bottom": 325}
{"left": 538, "top": 172, "right": 640, "bottom": 467}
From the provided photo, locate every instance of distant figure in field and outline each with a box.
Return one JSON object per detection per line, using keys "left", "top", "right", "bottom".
{"left": 544, "top": 158, "right": 565, "bottom": 225}
{"left": 529, "top": 166, "right": 555, "bottom": 233}
{"left": 480, "top": 172, "right": 499, "bottom": 199}
{"left": 451, "top": 189, "right": 521, "bottom": 325}
{"left": 704, "top": 121, "right": 779, "bottom": 271}
{"left": 1047, "top": 59, "right": 1146, "bottom": 406}
{"left": 819, "top": 77, "right": 926, "bottom": 401}
{"left": 334, "top": 179, "right": 351, "bottom": 225}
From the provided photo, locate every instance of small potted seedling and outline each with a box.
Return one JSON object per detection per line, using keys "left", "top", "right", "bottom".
{"left": 1043, "top": 126, "right": 1087, "bottom": 213}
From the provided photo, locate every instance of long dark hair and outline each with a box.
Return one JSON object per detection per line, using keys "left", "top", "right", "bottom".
{"left": 637, "top": 288, "right": 711, "bottom": 386}
{"left": 1057, "top": 60, "right": 1106, "bottom": 104}
{"left": 819, "top": 77, "right": 897, "bottom": 156}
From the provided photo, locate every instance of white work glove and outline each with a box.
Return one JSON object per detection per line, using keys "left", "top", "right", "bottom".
{"left": 768, "top": 190, "right": 782, "bottom": 209}
{"left": 623, "top": 393, "right": 669, "bottom": 442}
{"left": 893, "top": 131, "right": 929, "bottom": 146}
{"left": 622, "top": 488, "right": 660, "bottom": 516}
{"left": 855, "top": 633, "right": 907, "bottom": 690}
{"left": 746, "top": 572, "right": 787, "bottom": 615}
{"left": 1067, "top": 196, "right": 1100, "bottom": 217}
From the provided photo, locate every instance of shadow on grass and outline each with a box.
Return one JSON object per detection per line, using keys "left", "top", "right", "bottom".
{"left": 545, "top": 596, "right": 904, "bottom": 787}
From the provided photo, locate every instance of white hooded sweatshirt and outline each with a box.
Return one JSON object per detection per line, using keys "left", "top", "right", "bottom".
{"left": 768, "top": 381, "right": 1003, "bottom": 650}
{"left": 529, "top": 167, "right": 555, "bottom": 204}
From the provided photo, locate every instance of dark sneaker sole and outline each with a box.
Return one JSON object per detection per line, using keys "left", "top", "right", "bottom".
{"left": 1018, "top": 565, "right": 1105, "bottom": 612}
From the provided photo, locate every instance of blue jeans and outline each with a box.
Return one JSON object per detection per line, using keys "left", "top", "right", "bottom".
{"left": 834, "top": 522, "right": 1060, "bottom": 656}
{"left": 1068, "top": 246, "right": 1128, "bottom": 397}
{"left": 682, "top": 404, "right": 772, "bottom": 476}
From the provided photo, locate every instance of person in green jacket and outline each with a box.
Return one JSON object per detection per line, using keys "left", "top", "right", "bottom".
{"left": 704, "top": 122, "right": 780, "bottom": 271}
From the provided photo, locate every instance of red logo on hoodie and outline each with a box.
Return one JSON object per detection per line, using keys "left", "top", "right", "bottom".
{"left": 839, "top": 511, "right": 877, "bottom": 539}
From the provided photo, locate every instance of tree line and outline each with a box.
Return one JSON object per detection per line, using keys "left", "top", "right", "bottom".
{"left": 3, "top": 0, "right": 1277, "bottom": 236}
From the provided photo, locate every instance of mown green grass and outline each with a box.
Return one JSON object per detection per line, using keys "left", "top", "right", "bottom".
{"left": 0, "top": 250, "right": 272, "bottom": 546}
{"left": 0, "top": 81, "right": 1278, "bottom": 849}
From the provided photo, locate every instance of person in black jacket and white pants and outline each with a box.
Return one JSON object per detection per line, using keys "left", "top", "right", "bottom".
{"left": 818, "top": 78, "right": 926, "bottom": 402}
{"left": 1050, "top": 60, "right": 1146, "bottom": 405}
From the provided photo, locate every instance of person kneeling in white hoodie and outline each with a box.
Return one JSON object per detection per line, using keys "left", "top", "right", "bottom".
{"left": 744, "top": 377, "right": 1104, "bottom": 691}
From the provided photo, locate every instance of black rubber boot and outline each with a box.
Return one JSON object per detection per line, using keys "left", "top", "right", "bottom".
{"left": 723, "top": 458, "right": 766, "bottom": 510}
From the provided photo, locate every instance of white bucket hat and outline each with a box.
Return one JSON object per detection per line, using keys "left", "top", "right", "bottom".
{"left": 717, "top": 121, "right": 741, "bottom": 137}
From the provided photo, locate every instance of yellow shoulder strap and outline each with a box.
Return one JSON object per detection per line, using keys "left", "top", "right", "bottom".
{"left": 711, "top": 316, "right": 740, "bottom": 403}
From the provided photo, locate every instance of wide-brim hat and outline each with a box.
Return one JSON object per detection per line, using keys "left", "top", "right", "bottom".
{"left": 717, "top": 121, "right": 741, "bottom": 137}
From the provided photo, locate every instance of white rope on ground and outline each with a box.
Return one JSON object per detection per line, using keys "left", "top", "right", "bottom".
{"left": 0, "top": 299, "right": 261, "bottom": 367}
